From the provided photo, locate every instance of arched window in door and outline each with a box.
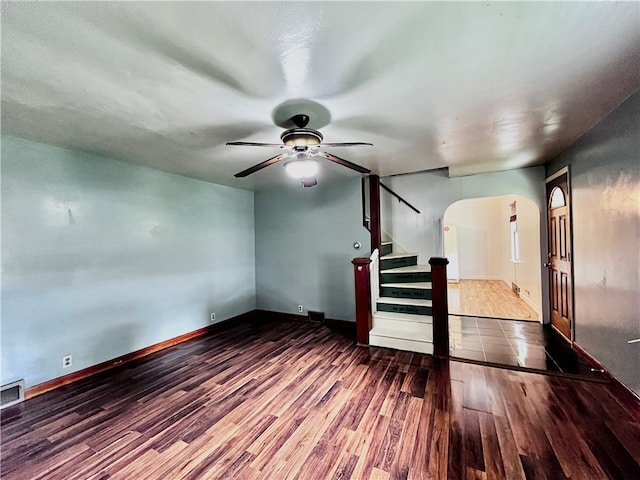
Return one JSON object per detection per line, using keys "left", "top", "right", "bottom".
{"left": 549, "top": 186, "right": 566, "bottom": 208}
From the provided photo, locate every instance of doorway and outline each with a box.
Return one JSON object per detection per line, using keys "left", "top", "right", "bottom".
{"left": 443, "top": 195, "right": 542, "bottom": 321}
{"left": 545, "top": 167, "right": 574, "bottom": 341}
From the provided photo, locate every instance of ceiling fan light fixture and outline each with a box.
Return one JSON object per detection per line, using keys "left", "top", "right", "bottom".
{"left": 281, "top": 128, "right": 323, "bottom": 146}
{"left": 284, "top": 159, "right": 319, "bottom": 179}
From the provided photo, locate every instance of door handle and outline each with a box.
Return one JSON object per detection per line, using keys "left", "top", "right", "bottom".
{"left": 543, "top": 263, "right": 552, "bottom": 268}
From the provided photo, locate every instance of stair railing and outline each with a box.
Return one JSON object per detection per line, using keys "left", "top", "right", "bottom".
{"left": 369, "top": 248, "right": 380, "bottom": 316}
{"left": 379, "top": 182, "right": 421, "bottom": 214}
{"left": 353, "top": 253, "right": 450, "bottom": 355}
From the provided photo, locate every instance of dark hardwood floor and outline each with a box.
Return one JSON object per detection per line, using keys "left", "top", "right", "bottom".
{"left": 2, "top": 318, "right": 639, "bottom": 479}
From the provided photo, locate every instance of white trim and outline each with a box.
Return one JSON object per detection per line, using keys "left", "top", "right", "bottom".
{"left": 458, "top": 275, "right": 504, "bottom": 281}
{"left": 520, "top": 293, "right": 541, "bottom": 320}
{"left": 502, "top": 276, "right": 542, "bottom": 320}
{"left": 545, "top": 165, "right": 569, "bottom": 184}
{"left": 381, "top": 252, "right": 417, "bottom": 260}
{"left": 369, "top": 248, "right": 380, "bottom": 315}
{"left": 381, "top": 282, "right": 431, "bottom": 289}
{"left": 380, "top": 232, "right": 407, "bottom": 254}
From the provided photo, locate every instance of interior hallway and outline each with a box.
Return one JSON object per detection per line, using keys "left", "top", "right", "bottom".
{"left": 448, "top": 279, "right": 539, "bottom": 321}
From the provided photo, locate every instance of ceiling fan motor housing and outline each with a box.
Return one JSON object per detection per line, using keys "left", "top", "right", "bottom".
{"left": 280, "top": 128, "right": 324, "bottom": 147}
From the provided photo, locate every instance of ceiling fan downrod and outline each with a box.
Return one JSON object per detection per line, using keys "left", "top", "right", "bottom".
{"left": 291, "top": 114, "right": 310, "bottom": 128}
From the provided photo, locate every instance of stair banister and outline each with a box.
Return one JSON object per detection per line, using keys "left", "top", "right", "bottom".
{"left": 429, "top": 257, "right": 450, "bottom": 357}
{"left": 379, "top": 182, "right": 421, "bottom": 214}
{"left": 369, "top": 248, "right": 380, "bottom": 316}
{"left": 369, "top": 175, "right": 382, "bottom": 252}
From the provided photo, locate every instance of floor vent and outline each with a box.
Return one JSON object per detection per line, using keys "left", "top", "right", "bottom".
{"left": 1, "top": 380, "right": 25, "bottom": 409}
{"left": 308, "top": 311, "right": 325, "bottom": 325}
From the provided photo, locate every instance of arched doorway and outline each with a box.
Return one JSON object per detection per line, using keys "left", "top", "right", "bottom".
{"left": 443, "top": 195, "right": 542, "bottom": 321}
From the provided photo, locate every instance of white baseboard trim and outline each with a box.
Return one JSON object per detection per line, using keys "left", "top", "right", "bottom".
{"left": 458, "top": 275, "right": 504, "bottom": 281}
{"left": 501, "top": 279, "right": 541, "bottom": 319}
{"left": 519, "top": 294, "right": 541, "bottom": 318}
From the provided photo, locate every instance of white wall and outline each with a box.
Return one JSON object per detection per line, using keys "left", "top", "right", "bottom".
{"left": 443, "top": 195, "right": 542, "bottom": 317}
{"left": 510, "top": 196, "right": 542, "bottom": 315}
{"left": 444, "top": 197, "right": 506, "bottom": 281}
{"left": 1, "top": 136, "right": 256, "bottom": 388}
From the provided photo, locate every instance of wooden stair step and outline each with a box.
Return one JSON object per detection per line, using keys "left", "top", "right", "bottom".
{"left": 378, "top": 297, "right": 432, "bottom": 306}
{"left": 374, "top": 311, "right": 433, "bottom": 323}
{"left": 380, "top": 252, "right": 417, "bottom": 259}
{"left": 369, "top": 330, "right": 433, "bottom": 354}
{"left": 380, "top": 282, "right": 432, "bottom": 289}
{"left": 380, "top": 285, "right": 432, "bottom": 300}
{"left": 380, "top": 265, "right": 430, "bottom": 273}
{"left": 377, "top": 297, "right": 432, "bottom": 316}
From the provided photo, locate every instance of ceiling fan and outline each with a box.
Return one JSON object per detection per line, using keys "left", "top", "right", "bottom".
{"left": 227, "top": 114, "right": 372, "bottom": 187}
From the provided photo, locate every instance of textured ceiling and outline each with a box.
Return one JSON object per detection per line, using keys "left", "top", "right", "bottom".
{"left": 2, "top": 2, "right": 639, "bottom": 190}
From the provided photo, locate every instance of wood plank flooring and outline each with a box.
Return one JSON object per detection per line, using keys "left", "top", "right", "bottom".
{"left": 448, "top": 280, "right": 539, "bottom": 321}
{"left": 2, "top": 319, "right": 639, "bottom": 479}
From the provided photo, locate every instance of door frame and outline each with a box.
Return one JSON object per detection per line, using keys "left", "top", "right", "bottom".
{"left": 545, "top": 166, "right": 575, "bottom": 342}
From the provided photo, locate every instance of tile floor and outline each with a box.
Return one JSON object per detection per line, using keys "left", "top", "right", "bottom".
{"left": 449, "top": 315, "right": 607, "bottom": 380}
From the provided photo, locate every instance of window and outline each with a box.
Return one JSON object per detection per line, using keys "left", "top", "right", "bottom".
{"left": 549, "top": 186, "right": 566, "bottom": 208}
{"left": 509, "top": 201, "right": 520, "bottom": 262}
{"left": 510, "top": 220, "right": 520, "bottom": 262}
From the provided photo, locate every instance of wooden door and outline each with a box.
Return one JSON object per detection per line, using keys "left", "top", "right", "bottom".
{"left": 546, "top": 170, "right": 573, "bottom": 340}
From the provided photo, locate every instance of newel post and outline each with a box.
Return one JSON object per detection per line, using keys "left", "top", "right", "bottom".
{"left": 352, "top": 257, "right": 372, "bottom": 346}
{"left": 429, "top": 257, "right": 450, "bottom": 357}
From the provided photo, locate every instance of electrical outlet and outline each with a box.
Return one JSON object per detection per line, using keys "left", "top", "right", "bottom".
{"left": 62, "top": 355, "right": 72, "bottom": 369}
{"left": 298, "top": 305, "right": 303, "bottom": 313}
{"left": 210, "top": 312, "right": 216, "bottom": 323}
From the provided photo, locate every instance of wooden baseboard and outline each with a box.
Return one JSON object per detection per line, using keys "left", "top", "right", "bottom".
{"left": 572, "top": 341, "right": 640, "bottom": 422}
{"left": 325, "top": 318, "right": 356, "bottom": 330}
{"left": 256, "top": 310, "right": 309, "bottom": 323}
{"left": 256, "top": 310, "right": 356, "bottom": 332}
{"left": 24, "top": 310, "right": 356, "bottom": 400}
{"left": 25, "top": 310, "right": 259, "bottom": 400}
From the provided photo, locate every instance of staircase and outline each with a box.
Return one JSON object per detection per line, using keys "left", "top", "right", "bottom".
{"left": 369, "top": 240, "right": 434, "bottom": 354}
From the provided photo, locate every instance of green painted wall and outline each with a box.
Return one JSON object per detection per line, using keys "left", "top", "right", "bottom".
{"left": 546, "top": 92, "right": 640, "bottom": 396}
{"left": 254, "top": 178, "right": 370, "bottom": 321}
{"left": 1, "top": 136, "right": 256, "bottom": 388}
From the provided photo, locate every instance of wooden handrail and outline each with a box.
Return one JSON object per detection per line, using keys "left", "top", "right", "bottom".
{"left": 379, "top": 182, "right": 421, "bottom": 214}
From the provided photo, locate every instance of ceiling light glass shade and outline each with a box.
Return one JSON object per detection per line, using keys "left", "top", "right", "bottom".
{"left": 284, "top": 159, "right": 319, "bottom": 179}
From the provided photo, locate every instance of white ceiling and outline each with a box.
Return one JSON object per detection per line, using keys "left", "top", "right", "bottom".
{"left": 2, "top": 2, "right": 638, "bottom": 191}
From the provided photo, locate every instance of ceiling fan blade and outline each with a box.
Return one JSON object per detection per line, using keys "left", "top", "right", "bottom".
{"left": 234, "top": 153, "right": 288, "bottom": 178}
{"left": 226, "top": 141, "right": 286, "bottom": 148}
{"left": 302, "top": 177, "right": 318, "bottom": 188}
{"left": 318, "top": 152, "right": 371, "bottom": 174}
{"left": 317, "top": 142, "right": 373, "bottom": 147}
